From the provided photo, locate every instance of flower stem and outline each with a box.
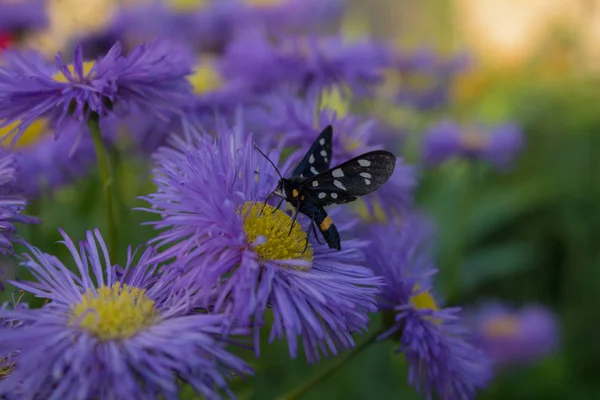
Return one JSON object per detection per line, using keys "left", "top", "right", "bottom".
{"left": 87, "top": 113, "right": 118, "bottom": 262}
{"left": 277, "top": 328, "right": 384, "bottom": 400}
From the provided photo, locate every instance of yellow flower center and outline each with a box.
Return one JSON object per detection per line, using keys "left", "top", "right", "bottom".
{"left": 461, "top": 131, "right": 489, "bottom": 151}
{"left": 188, "top": 61, "right": 223, "bottom": 94}
{"left": 53, "top": 61, "right": 96, "bottom": 83}
{"left": 0, "top": 119, "right": 48, "bottom": 148}
{"left": 167, "top": 0, "right": 209, "bottom": 11}
{"left": 0, "top": 358, "right": 13, "bottom": 380}
{"left": 319, "top": 87, "right": 349, "bottom": 117}
{"left": 243, "top": 0, "right": 284, "bottom": 7}
{"left": 70, "top": 282, "right": 158, "bottom": 341}
{"left": 482, "top": 316, "right": 519, "bottom": 338}
{"left": 410, "top": 284, "right": 441, "bottom": 324}
{"left": 240, "top": 201, "right": 313, "bottom": 271}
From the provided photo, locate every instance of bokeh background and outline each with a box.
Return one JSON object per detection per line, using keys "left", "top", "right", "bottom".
{"left": 3, "top": 0, "right": 600, "bottom": 399}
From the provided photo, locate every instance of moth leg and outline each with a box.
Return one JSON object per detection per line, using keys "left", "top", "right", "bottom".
{"left": 272, "top": 196, "right": 285, "bottom": 213}
{"left": 259, "top": 191, "right": 275, "bottom": 215}
{"left": 288, "top": 206, "right": 300, "bottom": 235}
{"left": 301, "top": 219, "right": 313, "bottom": 255}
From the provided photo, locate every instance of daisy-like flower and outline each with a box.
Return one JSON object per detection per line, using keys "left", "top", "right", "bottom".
{"left": 221, "top": 30, "right": 393, "bottom": 97}
{"left": 0, "top": 228, "right": 252, "bottom": 399}
{"left": 0, "top": 40, "right": 194, "bottom": 145}
{"left": 244, "top": 90, "right": 416, "bottom": 216}
{"left": 141, "top": 124, "right": 381, "bottom": 363}
{"left": 364, "top": 215, "right": 491, "bottom": 400}
{"left": 422, "top": 120, "right": 525, "bottom": 170}
{"left": 469, "top": 303, "right": 559, "bottom": 367}
{"left": 0, "top": 154, "right": 36, "bottom": 255}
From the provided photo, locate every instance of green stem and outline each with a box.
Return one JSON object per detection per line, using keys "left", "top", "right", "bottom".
{"left": 87, "top": 114, "right": 118, "bottom": 262}
{"left": 277, "top": 328, "right": 384, "bottom": 400}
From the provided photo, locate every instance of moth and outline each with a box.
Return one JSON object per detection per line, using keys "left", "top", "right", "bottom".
{"left": 259, "top": 125, "right": 396, "bottom": 251}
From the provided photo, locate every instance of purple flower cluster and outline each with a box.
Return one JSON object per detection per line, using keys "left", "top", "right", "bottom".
{"left": 0, "top": 1, "right": 531, "bottom": 399}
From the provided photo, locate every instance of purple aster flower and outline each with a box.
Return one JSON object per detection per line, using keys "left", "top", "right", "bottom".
{"left": 469, "top": 303, "right": 559, "bottom": 367}
{"left": 0, "top": 40, "right": 194, "bottom": 146}
{"left": 422, "top": 120, "right": 525, "bottom": 170}
{"left": 140, "top": 123, "right": 382, "bottom": 363}
{"left": 0, "top": 154, "right": 36, "bottom": 255}
{"left": 221, "top": 30, "right": 393, "bottom": 97}
{"left": 0, "top": 228, "right": 252, "bottom": 399}
{"left": 364, "top": 215, "right": 491, "bottom": 399}
{"left": 243, "top": 90, "right": 416, "bottom": 216}
{"left": 0, "top": 0, "right": 48, "bottom": 34}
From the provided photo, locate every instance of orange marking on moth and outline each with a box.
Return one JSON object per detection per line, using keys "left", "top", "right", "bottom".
{"left": 292, "top": 189, "right": 299, "bottom": 198}
{"left": 319, "top": 216, "right": 334, "bottom": 231}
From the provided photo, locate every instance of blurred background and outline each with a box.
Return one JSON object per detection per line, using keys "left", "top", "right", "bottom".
{"left": 3, "top": 0, "right": 600, "bottom": 399}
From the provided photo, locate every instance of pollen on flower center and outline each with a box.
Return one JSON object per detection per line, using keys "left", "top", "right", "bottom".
{"left": 0, "top": 119, "right": 47, "bottom": 148}
{"left": 240, "top": 201, "right": 313, "bottom": 270}
{"left": 188, "top": 61, "right": 223, "bottom": 94}
{"left": 53, "top": 61, "right": 96, "bottom": 83}
{"left": 411, "top": 284, "right": 441, "bottom": 323}
{"left": 70, "top": 282, "right": 158, "bottom": 340}
{"left": 0, "top": 358, "right": 13, "bottom": 380}
{"left": 482, "top": 316, "right": 519, "bottom": 338}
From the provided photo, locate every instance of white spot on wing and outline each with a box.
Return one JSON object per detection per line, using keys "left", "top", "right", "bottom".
{"left": 365, "top": 179, "right": 371, "bottom": 185}
{"left": 333, "top": 180, "right": 347, "bottom": 190}
{"left": 319, "top": 138, "right": 325, "bottom": 145}
{"left": 310, "top": 166, "right": 319, "bottom": 175}
{"left": 358, "top": 159, "right": 371, "bottom": 167}
{"left": 320, "top": 150, "right": 327, "bottom": 157}
{"left": 312, "top": 181, "right": 319, "bottom": 187}
{"left": 324, "top": 157, "right": 328, "bottom": 162}
{"left": 309, "top": 154, "right": 315, "bottom": 164}
{"left": 360, "top": 172, "right": 372, "bottom": 178}
{"left": 332, "top": 168, "right": 344, "bottom": 178}
{"left": 318, "top": 192, "right": 326, "bottom": 199}
{"left": 331, "top": 193, "right": 338, "bottom": 199}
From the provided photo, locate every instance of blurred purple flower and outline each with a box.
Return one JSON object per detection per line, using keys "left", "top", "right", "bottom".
{"left": 422, "top": 120, "right": 525, "bottom": 170}
{"left": 395, "top": 48, "right": 471, "bottom": 110}
{"left": 0, "top": 0, "right": 48, "bottom": 33}
{"left": 247, "top": 0, "right": 345, "bottom": 36}
{"left": 78, "top": 0, "right": 345, "bottom": 57}
{"left": 140, "top": 124, "right": 381, "bottom": 363}
{"left": 469, "top": 303, "right": 559, "bottom": 367}
{"left": 364, "top": 215, "right": 491, "bottom": 400}
{"left": 0, "top": 155, "right": 36, "bottom": 255}
{"left": 0, "top": 228, "right": 252, "bottom": 399}
{"left": 0, "top": 116, "right": 120, "bottom": 197}
{"left": 0, "top": 40, "right": 194, "bottom": 147}
{"left": 221, "top": 30, "right": 393, "bottom": 97}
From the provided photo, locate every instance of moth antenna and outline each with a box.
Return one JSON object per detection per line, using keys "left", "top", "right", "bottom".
{"left": 252, "top": 140, "right": 283, "bottom": 181}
